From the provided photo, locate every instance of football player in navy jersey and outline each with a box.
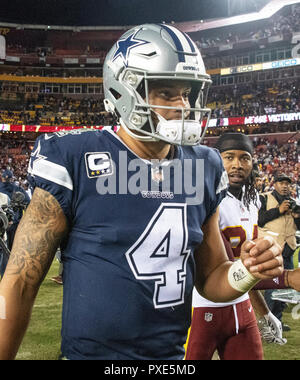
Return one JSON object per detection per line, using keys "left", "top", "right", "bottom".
{"left": 0, "top": 24, "right": 283, "bottom": 360}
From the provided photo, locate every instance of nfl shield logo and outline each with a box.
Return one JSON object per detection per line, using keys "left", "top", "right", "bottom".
{"left": 151, "top": 167, "right": 164, "bottom": 183}
{"left": 204, "top": 312, "right": 213, "bottom": 322}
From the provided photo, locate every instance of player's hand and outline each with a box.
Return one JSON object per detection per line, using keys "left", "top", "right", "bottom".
{"left": 240, "top": 236, "right": 283, "bottom": 280}
{"left": 279, "top": 200, "right": 290, "bottom": 214}
{"left": 287, "top": 268, "right": 300, "bottom": 291}
{"left": 258, "top": 312, "right": 287, "bottom": 346}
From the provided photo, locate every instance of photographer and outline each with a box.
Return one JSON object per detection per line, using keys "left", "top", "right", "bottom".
{"left": 0, "top": 170, "right": 30, "bottom": 250}
{"left": 0, "top": 192, "right": 10, "bottom": 278}
{"left": 258, "top": 173, "right": 300, "bottom": 330}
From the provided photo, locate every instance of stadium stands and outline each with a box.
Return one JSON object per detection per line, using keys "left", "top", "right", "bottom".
{"left": 1, "top": 131, "right": 298, "bottom": 196}
{"left": 0, "top": 1, "right": 299, "bottom": 196}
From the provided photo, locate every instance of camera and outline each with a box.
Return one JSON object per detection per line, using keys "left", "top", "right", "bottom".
{"left": 0, "top": 205, "right": 14, "bottom": 237}
{"left": 10, "top": 191, "right": 27, "bottom": 213}
{"left": 288, "top": 198, "right": 300, "bottom": 214}
{"left": 0, "top": 206, "right": 13, "bottom": 260}
{"left": 0, "top": 208, "right": 8, "bottom": 234}
{"left": 0, "top": 192, "right": 28, "bottom": 233}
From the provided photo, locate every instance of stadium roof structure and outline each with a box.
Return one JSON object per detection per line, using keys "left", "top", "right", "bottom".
{"left": 0, "top": 0, "right": 298, "bottom": 32}
{"left": 178, "top": 0, "right": 300, "bottom": 33}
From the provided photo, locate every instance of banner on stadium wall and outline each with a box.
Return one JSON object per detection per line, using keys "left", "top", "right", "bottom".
{"left": 262, "top": 58, "right": 300, "bottom": 69}
{"left": 0, "top": 35, "right": 5, "bottom": 60}
{"left": 221, "top": 58, "right": 300, "bottom": 76}
{"left": 86, "top": 58, "right": 101, "bottom": 64}
{"left": 244, "top": 112, "right": 300, "bottom": 124}
{"left": 5, "top": 55, "right": 20, "bottom": 62}
{"left": 202, "top": 112, "right": 300, "bottom": 127}
{"left": 0, "top": 124, "right": 104, "bottom": 133}
{"left": 1, "top": 113, "right": 299, "bottom": 132}
{"left": 63, "top": 58, "right": 79, "bottom": 64}
{"left": 221, "top": 63, "right": 263, "bottom": 75}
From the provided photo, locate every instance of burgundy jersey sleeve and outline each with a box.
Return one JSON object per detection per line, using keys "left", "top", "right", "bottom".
{"left": 253, "top": 272, "right": 288, "bottom": 290}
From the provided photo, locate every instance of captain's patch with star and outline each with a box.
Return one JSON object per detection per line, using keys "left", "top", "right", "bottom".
{"left": 85, "top": 152, "right": 113, "bottom": 178}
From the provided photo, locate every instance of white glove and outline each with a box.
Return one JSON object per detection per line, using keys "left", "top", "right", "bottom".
{"left": 258, "top": 312, "right": 287, "bottom": 345}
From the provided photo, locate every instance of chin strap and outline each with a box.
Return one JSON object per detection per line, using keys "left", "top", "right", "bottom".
{"left": 119, "top": 118, "right": 157, "bottom": 142}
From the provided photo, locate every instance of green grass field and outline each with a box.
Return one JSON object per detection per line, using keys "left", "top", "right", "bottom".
{"left": 16, "top": 260, "right": 63, "bottom": 360}
{"left": 262, "top": 249, "right": 300, "bottom": 360}
{"left": 15, "top": 255, "right": 300, "bottom": 360}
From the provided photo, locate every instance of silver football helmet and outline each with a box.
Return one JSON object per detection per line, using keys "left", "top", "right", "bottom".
{"left": 103, "top": 23, "right": 212, "bottom": 146}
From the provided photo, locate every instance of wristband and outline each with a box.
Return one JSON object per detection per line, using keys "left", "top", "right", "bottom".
{"left": 228, "top": 259, "right": 259, "bottom": 293}
{"left": 0, "top": 295, "right": 6, "bottom": 320}
{"left": 284, "top": 270, "right": 292, "bottom": 288}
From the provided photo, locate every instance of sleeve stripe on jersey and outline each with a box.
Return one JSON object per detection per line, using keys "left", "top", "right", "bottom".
{"left": 31, "top": 159, "right": 73, "bottom": 191}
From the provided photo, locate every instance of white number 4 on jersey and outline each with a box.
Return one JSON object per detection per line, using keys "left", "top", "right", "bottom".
{"left": 125, "top": 203, "right": 191, "bottom": 309}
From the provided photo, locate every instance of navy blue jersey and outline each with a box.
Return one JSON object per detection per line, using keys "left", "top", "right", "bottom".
{"left": 28, "top": 128, "right": 227, "bottom": 360}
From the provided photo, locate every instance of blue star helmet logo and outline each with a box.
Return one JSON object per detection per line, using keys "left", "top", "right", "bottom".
{"left": 112, "top": 29, "right": 149, "bottom": 67}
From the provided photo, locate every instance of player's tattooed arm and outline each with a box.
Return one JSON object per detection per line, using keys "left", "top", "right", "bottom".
{"left": 5, "top": 187, "right": 68, "bottom": 286}
{"left": 0, "top": 187, "right": 68, "bottom": 359}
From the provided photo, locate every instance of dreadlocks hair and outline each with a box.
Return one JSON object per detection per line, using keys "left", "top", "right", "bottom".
{"left": 243, "top": 168, "right": 259, "bottom": 211}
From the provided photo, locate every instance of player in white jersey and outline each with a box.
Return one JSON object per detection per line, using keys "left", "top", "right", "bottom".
{"left": 186, "top": 133, "right": 285, "bottom": 360}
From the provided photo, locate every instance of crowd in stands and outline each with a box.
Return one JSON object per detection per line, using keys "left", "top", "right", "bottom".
{"left": 252, "top": 136, "right": 300, "bottom": 197}
{"left": 209, "top": 78, "right": 300, "bottom": 119}
{"left": 6, "top": 41, "right": 107, "bottom": 59}
{"left": 0, "top": 3, "right": 299, "bottom": 167}
{"left": 0, "top": 137, "right": 32, "bottom": 191}
{"left": 0, "top": 133, "right": 299, "bottom": 200}
{"left": 0, "top": 95, "right": 117, "bottom": 126}
{"left": 0, "top": 2, "right": 299, "bottom": 126}
{"left": 0, "top": 75, "right": 299, "bottom": 126}
{"left": 0, "top": 67, "right": 100, "bottom": 79}
{"left": 196, "top": 3, "right": 300, "bottom": 49}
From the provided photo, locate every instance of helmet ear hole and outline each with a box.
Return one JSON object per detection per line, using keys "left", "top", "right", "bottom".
{"left": 188, "top": 83, "right": 204, "bottom": 121}
{"left": 136, "top": 81, "right": 146, "bottom": 101}
{"left": 105, "top": 89, "right": 122, "bottom": 116}
{"left": 110, "top": 88, "right": 122, "bottom": 100}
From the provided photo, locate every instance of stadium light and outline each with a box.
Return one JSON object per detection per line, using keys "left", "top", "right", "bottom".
{"left": 226, "top": 0, "right": 257, "bottom": 17}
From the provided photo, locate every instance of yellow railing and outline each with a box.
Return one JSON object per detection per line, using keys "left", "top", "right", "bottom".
{"left": 0, "top": 74, "right": 103, "bottom": 83}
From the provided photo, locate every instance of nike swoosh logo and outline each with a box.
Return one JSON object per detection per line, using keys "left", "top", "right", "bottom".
{"left": 45, "top": 134, "right": 54, "bottom": 140}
